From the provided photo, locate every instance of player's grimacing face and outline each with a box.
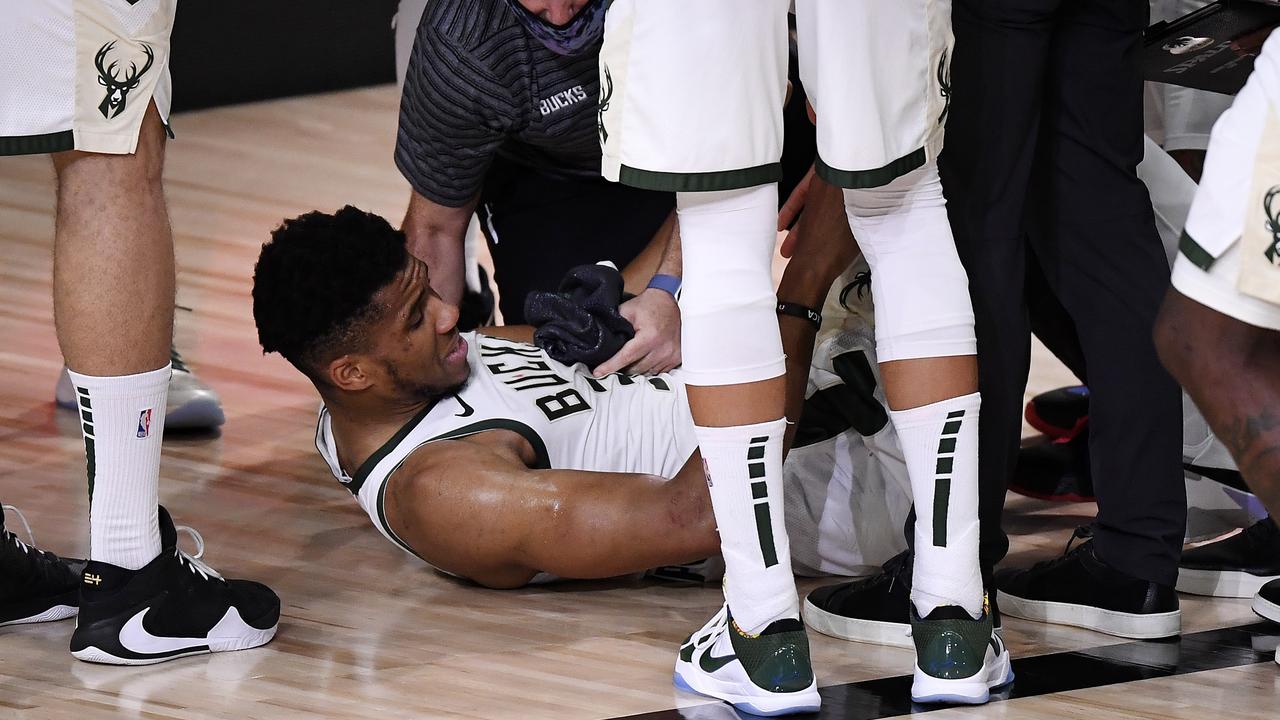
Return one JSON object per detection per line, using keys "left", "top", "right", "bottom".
{"left": 367, "top": 258, "right": 470, "bottom": 400}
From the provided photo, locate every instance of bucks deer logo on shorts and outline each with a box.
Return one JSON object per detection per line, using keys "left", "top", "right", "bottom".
{"left": 1263, "top": 186, "right": 1280, "bottom": 266}
{"left": 598, "top": 63, "right": 614, "bottom": 145}
{"left": 937, "top": 50, "right": 952, "bottom": 126}
{"left": 94, "top": 41, "right": 155, "bottom": 120}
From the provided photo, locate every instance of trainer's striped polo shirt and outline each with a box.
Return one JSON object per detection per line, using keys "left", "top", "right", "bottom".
{"left": 395, "top": 0, "right": 604, "bottom": 208}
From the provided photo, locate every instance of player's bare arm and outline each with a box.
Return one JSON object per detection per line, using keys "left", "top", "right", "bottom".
{"left": 381, "top": 434, "right": 717, "bottom": 589}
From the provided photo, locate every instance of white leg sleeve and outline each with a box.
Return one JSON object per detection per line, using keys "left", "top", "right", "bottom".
{"left": 677, "top": 184, "right": 786, "bottom": 386}
{"left": 842, "top": 163, "right": 976, "bottom": 363}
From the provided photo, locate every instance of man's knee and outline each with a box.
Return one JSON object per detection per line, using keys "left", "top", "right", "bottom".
{"left": 677, "top": 185, "right": 784, "bottom": 383}
{"left": 843, "top": 164, "right": 977, "bottom": 362}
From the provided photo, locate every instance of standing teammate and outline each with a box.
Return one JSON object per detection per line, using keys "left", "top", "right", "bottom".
{"left": 809, "top": 0, "right": 1187, "bottom": 645}
{"left": 598, "top": 4, "right": 816, "bottom": 714}
{"left": 0, "top": 1, "right": 277, "bottom": 662}
{"left": 793, "top": 0, "right": 1008, "bottom": 705}
{"left": 1155, "top": 31, "right": 1280, "bottom": 660}
{"left": 597, "top": 1, "right": 1005, "bottom": 711}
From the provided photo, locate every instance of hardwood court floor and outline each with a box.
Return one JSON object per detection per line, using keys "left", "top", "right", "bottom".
{"left": 1, "top": 87, "right": 1276, "bottom": 719}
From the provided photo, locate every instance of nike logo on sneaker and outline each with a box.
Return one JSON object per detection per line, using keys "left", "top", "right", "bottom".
{"left": 699, "top": 646, "right": 737, "bottom": 673}
{"left": 118, "top": 607, "right": 210, "bottom": 656}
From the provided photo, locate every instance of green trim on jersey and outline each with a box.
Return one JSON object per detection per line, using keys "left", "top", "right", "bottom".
{"left": 416, "top": 419, "right": 552, "bottom": 469}
{"left": 349, "top": 403, "right": 438, "bottom": 495}
{"left": 372, "top": 418, "right": 553, "bottom": 561}
{"left": 377, "top": 475, "right": 424, "bottom": 560}
{"left": 1179, "top": 231, "right": 1218, "bottom": 271}
{"left": 618, "top": 162, "right": 782, "bottom": 193}
{"left": 0, "top": 130, "right": 74, "bottom": 156}
{"left": 816, "top": 148, "right": 926, "bottom": 190}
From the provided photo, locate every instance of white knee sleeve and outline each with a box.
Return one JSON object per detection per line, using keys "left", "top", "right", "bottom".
{"left": 843, "top": 164, "right": 976, "bottom": 363}
{"left": 677, "top": 184, "right": 785, "bottom": 386}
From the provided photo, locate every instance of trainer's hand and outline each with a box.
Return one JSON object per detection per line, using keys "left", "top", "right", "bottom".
{"left": 593, "top": 289, "right": 681, "bottom": 377}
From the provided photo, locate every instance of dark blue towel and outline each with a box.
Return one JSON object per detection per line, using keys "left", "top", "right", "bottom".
{"left": 524, "top": 263, "right": 635, "bottom": 368}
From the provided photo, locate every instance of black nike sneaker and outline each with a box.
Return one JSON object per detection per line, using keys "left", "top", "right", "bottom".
{"left": 1178, "top": 518, "right": 1280, "bottom": 598}
{"left": 804, "top": 551, "right": 1002, "bottom": 648}
{"left": 0, "top": 505, "right": 82, "bottom": 627}
{"left": 1024, "top": 385, "right": 1089, "bottom": 440}
{"left": 674, "top": 604, "right": 820, "bottom": 715}
{"left": 996, "top": 532, "right": 1180, "bottom": 639}
{"left": 910, "top": 599, "right": 1012, "bottom": 705}
{"left": 70, "top": 506, "right": 279, "bottom": 665}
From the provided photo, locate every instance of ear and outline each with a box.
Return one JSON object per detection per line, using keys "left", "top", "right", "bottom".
{"left": 327, "top": 355, "right": 374, "bottom": 392}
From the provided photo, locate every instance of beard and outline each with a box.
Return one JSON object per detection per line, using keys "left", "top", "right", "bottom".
{"left": 385, "top": 357, "right": 468, "bottom": 405}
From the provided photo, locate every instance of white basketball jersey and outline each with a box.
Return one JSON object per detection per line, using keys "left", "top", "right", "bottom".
{"left": 314, "top": 332, "right": 699, "bottom": 561}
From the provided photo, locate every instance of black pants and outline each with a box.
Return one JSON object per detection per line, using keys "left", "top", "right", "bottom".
{"left": 940, "top": 0, "right": 1185, "bottom": 586}
{"left": 477, "top": 158, "right": 672, "bottom": 325}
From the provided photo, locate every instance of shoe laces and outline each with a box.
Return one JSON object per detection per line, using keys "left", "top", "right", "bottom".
{"left": 883, "top": 550, "right": 914, "bottom": 593}
{"left": 174, "top": 525, "right": 223, "bottom": 582}
{"left": 1063, "top": 525, "right": 1093, "bottom": 555}
{"left": 2, "top": 504, "right": 37, "bottom": 553}
{"left": 2, "top": 506, "right": 71, "bottom": 586}
{"left": 1023, "top": 526, "right": 1093, "bottom": 574}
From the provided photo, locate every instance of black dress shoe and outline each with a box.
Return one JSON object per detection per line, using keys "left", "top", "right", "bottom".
{"left": 1178, "top": 518, "right": 1280, "bottom": 598}
{"left": 1253, "top": 578, "right": 1280, "bottom": 625}
{"left": 804, "top": 551, "right": 1001, "bottom": 648}
{"left": 996, "top": 532, "right": 1180, "bottom": 639}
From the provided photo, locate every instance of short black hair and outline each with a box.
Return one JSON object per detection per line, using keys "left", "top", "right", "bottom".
{"left": 253, "top": 206, "right": 408, "bottom": 380}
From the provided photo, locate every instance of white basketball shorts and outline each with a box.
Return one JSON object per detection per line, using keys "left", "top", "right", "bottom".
{"left": 598, "top": 0, "right": 791, "bottom": 192}
{"left": 1172, "top": 31, "right": 1280, "bottom": 331}
{"left": 795, "top": 0, "right": 954, "bottom": 189}
{"left": 0, "top": 0, "right": 175, "bottom": 156}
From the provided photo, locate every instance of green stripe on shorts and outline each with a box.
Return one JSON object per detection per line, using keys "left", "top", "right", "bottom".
{"left": 816, "top": 148, "right": 927, "bottom": 189}
{"left": 0, "top": 131, "right": 74, "bottom": 156}
{"left": 618, "top": 162, "right": 782, "bottom": 193}
{"left": 1179, "top": 231, "right": 1217, "bottom": 271}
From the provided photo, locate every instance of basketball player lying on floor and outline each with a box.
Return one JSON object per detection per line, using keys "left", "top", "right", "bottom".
{"left": 251, "top": 205, "right": 911, "bottom": 588}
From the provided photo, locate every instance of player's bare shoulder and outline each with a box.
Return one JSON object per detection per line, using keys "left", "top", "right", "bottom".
{"left": 397, "top": 432, "right": 533, "bottom": 484}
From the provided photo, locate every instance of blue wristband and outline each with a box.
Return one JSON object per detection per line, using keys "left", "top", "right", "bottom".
{"left": 646, "top": 273, "right": 682, "bottom": 298}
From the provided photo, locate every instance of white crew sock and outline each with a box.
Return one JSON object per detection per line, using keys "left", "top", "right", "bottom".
{"left": 889, "top": 392, "right": 984, "bottom": 617}
{"left": 67, "top": 364, "right": 169, "bottom": 570}
{"left": 698, "top": 418, "right": 799, "bottom": 634}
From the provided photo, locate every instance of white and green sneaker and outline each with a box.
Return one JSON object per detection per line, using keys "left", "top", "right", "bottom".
{"left": 910, "top": 596, "right": 1013, "bottom": 705}
{"left": 674, "top": 604, "right": 821, "bottom": 717}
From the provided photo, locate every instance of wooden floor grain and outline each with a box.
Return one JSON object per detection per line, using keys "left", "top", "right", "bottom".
{"left": 0, "top": 86, "right": 1273, "bottom": 719}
